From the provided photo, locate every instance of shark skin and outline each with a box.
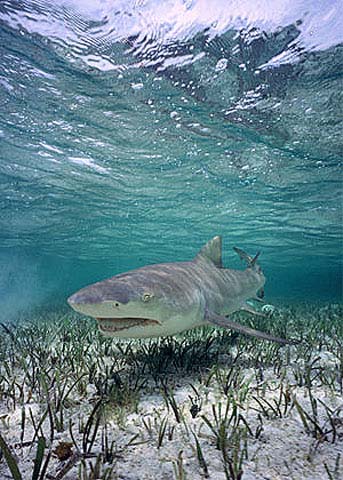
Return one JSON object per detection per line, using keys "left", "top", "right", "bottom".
{"left": 68, "top": 236, "right": 295, "bottom": 345}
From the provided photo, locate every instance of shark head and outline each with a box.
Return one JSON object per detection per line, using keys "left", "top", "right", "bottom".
{"left": 67, "top": 267, "right": 195, "bottom": 338}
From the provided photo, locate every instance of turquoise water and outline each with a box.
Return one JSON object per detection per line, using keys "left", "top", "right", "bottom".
{"left": 0, "top": 1, "right": 342, "bottom": 319}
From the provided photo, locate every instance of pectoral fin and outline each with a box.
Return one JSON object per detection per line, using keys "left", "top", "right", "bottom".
{"left": 204, "top": 308, "right": 298, "bottom": 345}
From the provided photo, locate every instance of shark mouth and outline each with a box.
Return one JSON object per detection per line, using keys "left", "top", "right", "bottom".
{"left": 96, "top": 317, "right": 160, "bottom": 333}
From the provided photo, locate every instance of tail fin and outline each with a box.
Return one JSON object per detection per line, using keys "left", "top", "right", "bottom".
{"left": 233, "top": 247, "right": 261, "bottom": 270}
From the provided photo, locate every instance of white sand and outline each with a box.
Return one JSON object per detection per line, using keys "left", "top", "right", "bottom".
{"left": 1, "top": 346, "right": 342, "bottom": 480}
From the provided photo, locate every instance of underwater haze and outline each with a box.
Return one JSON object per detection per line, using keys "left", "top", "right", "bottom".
{"left": 0, "top": 0, "right": 342, "bottom": 320}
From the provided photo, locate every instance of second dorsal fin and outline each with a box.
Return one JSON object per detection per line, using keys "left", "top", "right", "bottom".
{"left": 195, "top": 236, "right": 222, "bottom": 268}
{"left": 233, "top": 246, "right": 260, "bottom": 269}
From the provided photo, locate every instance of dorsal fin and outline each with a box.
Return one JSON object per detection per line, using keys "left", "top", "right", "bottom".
{"left": 195, "top": 236, "right": 222, "bottom": 268}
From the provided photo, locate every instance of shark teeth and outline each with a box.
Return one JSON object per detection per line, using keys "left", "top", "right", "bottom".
{"left": 96, "top": 317, "right": 159, "bottom": 333}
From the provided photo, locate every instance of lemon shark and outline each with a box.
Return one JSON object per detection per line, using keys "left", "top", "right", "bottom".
{"left": 68, "top": 236, "right": 294, "bottom": 344}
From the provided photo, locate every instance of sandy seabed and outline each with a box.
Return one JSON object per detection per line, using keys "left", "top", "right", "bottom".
{"left": 0, "top": 304, "right": 342, "bottom": 480}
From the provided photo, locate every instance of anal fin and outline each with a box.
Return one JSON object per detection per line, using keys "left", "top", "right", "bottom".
{"left": 240, "top": 303, "right": 266, "bottom": 317}
{"left": 253, "top": 296, "right": 264, "bottom": 303}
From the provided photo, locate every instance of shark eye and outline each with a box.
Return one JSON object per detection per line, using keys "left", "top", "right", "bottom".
{"left": 142, "top": 292, "right": 153, "bottom": 302}
{"left": 113, "top": 302, "right": 120, "bottom": 308}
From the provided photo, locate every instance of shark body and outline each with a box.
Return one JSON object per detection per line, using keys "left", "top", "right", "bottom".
{"left": 68, "top": 236, "right": 293, "bottom": 344}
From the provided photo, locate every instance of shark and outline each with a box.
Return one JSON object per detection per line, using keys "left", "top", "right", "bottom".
{"left": 68, "top": 236, "right": 294, "bottom": 345}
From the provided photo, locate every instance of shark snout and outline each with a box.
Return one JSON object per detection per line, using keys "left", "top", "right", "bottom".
{"left": 67, "top": 289, "right": 103, "bottom": 307}
{"left": 67, "top": 287, "right": 121, "bottom": 317}
{"left": 67, "top": 280, "right": 142, "bottom": 318}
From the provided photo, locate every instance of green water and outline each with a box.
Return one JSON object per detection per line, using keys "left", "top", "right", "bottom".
{"left": 0, "top": 1, "right": 342, "bottom": 319}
